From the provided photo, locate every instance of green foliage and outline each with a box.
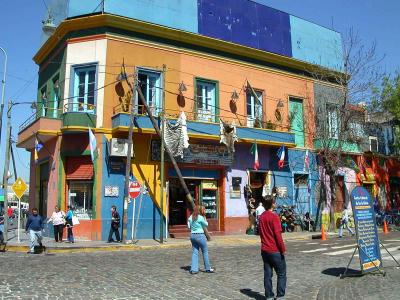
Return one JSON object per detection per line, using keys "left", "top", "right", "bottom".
{"left": 372, "top": 71, "right": 400, "bottom": 118}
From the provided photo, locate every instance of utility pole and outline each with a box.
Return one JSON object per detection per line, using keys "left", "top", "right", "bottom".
{"left": 122, "top": 66, "right": 136, "bottom": 244}
{"left": 2, "top": 99, "right": 12, "bottom": 241}
{"left": 136, "top": 84, "right": 195, "bottom": 212}
{"left": 160, "top": 64, "right": 166, "bottom": 243}
{"left": 0, "top": 47, "right": 7, "bottom": 148}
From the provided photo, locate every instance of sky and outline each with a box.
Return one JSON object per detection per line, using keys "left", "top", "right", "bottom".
{"left": 0, "top": 0, "right": 399, "bottom": 182}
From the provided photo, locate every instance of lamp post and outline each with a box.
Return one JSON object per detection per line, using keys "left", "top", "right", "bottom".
{"left": 0, "top": 47, "right": 7, "bottom": 149}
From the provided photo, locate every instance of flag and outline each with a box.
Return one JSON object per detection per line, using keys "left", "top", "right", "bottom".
{"left": 34, "top": 138, "right": 43, "bottom": 163}
{"left": 277, "top": 145, "right": 285, "bottom": 169}
{"left": 250, "top": 142, "right": 260, "bottom": 170}
{"left": 304, "top": 150, "right": 310, "bottom": 171}
{"left": 88, "top": 127, "right": 97, "bottom": 162}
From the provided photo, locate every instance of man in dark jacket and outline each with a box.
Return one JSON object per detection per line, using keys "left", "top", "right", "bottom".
{"left": 107, "top": 205, "right": 121, "bottom": 242}
{"left": 25, "top": 208, "right": 44, "bottom": 254}
{"left": 259, "top": 196, "right": 287, "bottom": 300}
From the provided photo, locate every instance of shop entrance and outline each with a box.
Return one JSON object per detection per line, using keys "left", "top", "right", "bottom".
{"left": 168, "top": 178, "right": 219, "bottom": 232}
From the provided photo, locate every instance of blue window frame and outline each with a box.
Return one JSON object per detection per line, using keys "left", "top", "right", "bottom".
{"left": 137, "top": 69, "right": 162, "bottom": 115}
{"left": 70, "top": 64, "right": 97, "bottom": 113}
{"left": 196, "top": 80, "right": 217, "bottom": 122}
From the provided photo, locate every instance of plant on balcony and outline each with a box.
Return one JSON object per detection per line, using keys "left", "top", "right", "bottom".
{"left": 253, "top": 117, "right": 262, "bottom": 128}
{"left": 264, "top": 120, "right": 276, "bottom": 130}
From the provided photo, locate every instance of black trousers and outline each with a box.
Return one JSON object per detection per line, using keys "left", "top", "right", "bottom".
{"left": 108, "top": 225, "right": 120, "bottom": 242}
{"left": 53, "top": 224, "right": 64, "bottom": 242}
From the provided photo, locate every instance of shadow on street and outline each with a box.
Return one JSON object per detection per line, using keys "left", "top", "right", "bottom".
{"left": 240, "top": 288, "right": 265, "bottom": 299}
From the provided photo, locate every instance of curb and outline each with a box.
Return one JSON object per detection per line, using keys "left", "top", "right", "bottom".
{"left": 2, "top": 233, "right": 314, "bottom": 254}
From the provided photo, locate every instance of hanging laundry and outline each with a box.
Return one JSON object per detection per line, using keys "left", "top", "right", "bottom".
{"left": 220, "top": 120, "right": 238, "bottom": 153}
{"left": 164, "top": 112, "right": 189, "bottom": 158}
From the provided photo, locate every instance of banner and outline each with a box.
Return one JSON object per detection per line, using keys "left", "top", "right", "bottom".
{"left": 351, "top": 186, "right": 382, "bottom": 273}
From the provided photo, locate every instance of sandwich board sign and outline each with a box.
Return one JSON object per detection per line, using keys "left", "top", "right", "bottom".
{"left": 351, "top": 186, "right": 382, "bottom": 273}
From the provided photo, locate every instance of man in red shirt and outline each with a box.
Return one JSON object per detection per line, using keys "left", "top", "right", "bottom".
{"left": 7, "top": 206, "right": 13, "bottom": 225}
{"left": 258, "top": 195, "right": 286, "bottom": 300}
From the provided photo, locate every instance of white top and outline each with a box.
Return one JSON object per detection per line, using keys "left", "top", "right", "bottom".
{"left": 256, "top": 203, "right": 265, "bottom": 220}
{"left": 48, "top": 211, "right": 65, "bottom": 226}
{"left": 342, "top": 209, "right": 350, "bottom": 222}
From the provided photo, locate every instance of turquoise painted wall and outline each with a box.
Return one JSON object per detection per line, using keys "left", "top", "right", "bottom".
{"left": 290, "top": 15, "right": 343, "bottom": 71}
{"left": 68, "top": 0, "right": 198, "bottom": 33}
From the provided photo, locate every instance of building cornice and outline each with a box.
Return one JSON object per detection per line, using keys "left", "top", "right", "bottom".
{"left": 34, "top": 14, "right": 344, "bottom": 79}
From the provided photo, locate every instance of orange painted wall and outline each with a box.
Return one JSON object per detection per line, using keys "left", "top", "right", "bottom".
{"left": 103, "top": 37, "right": 315, "bottom": 148}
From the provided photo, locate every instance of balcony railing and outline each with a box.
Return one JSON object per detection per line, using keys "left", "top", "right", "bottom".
{"left": 112, "top": 103, "right": 285, "bottom": 131}
{"left": 18, "top": 106, "right": 63, "bottom": 132}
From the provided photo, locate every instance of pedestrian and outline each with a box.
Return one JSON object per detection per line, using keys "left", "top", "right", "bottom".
{"left": 0, "top": 212, "right": 4, "bottom": 244}
{"left": 47, "top": 205, "right": 65, "bottom": 242}
{"left": 338, "top": 207, "right": 354, "bottom": 238}
{"left": 255, "top": 201, "right": 265, "bottom": 235}
{"left": 187, "top": 205, "right": 214, "bottom": 274}
{"left": 107, "top": 205, "right": 121, "bottom": 243}
{"left": 25, "top": 208, "right": 44, "bottom": 254}
{"left": 65, "top": 205, "right": 74, "bottom": 243}
{"left": 258, "top": 195, "right": 286, "bottom": 300}
{"left": 7, "top": 206, "right": 13, "bottom": 225}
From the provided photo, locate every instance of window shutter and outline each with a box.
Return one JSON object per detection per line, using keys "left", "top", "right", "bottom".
{"left": 66, "top": 156, "right": 94, "bottom": 180}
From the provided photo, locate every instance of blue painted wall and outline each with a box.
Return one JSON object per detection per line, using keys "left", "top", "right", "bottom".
{"left": 113, "top": 114, "right": 296, "bottom": 145}
{"left": 67, "top": 0, "right": 343, "bottom": 71}
{"left": 101, "top": 136, "right": 165, "bottom": 240}
{"left": 198, "top": 0, "right": 292, "bottom": 57}
{"left": 290, "top": 16, "right": 343, "bottom": 71}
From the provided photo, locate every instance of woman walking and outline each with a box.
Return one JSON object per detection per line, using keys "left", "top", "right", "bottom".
{"left": 65, "top": 206, "right": 74, "bottom": 243}
{"left": 187, "top": 205, "right": 214, "bottom": 274}
{"left": 48, "top": 205, "right": 65, "bottom": 242}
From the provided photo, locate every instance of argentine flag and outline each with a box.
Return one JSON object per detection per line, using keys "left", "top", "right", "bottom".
{"left": 88, "top": 127, "right": 97, "bottom": 162}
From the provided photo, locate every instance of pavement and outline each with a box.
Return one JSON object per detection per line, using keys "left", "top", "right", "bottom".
{"left": 1, "top": 231, "right": 399, "bottom": 299}
{"left": 2, "top": 229, "right": 315, "bottom": 253}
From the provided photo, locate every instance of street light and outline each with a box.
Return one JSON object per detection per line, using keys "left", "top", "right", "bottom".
{"left": 2, "top": 100, "right": 35, "bottom": 242}
{"left": 0, "top": 47, "right": 7, "bottom": 149}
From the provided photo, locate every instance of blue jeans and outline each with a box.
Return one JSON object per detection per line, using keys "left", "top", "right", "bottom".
{"left": 29, "top": 230, "right": 43, "bottom": 253}
{"left": 190, "top": 233, "right": 211, "bottom": 272}
{"left": 261, "top": 251, "right": 287, "bottom": 299}
{"left": 339, "top": 220, "right": 354, "bottom": 237}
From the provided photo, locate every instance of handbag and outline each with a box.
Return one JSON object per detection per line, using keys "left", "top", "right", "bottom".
{"left": 72, "top": 216, "right": 80, "bottom": 226}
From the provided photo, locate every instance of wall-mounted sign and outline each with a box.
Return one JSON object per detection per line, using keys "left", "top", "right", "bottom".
{"left": 203, "top": 180, "right": 218, "bottom": 190}
{"left": 105, "top": 186, "right": 119, "bottom": 197}
{"left": 151, "top": 140, "right": 234, "bottom": 166}
{"left": 276, "top": 186, "right": 288, "bottom": 198}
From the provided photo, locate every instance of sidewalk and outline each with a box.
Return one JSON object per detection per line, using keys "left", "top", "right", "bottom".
{"left": 2, "top": 229, "right": 314, "bottom": 253}
{"left": 317, "top": 267, "right": 400, "bottom": 300}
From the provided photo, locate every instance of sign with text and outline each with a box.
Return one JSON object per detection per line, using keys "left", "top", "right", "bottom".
{"left": 351, "top": 186, "right": 382, "bottom": 273}
{"left": 151, "top": 140, "right": 234, "bottom": 166}
{"left": 12, "top": 177, "right": 28, "bottom": 200}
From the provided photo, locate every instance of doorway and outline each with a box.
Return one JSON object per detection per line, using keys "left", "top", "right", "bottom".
{"left": 168, "top": 179, "right": 200, "bottom": 226}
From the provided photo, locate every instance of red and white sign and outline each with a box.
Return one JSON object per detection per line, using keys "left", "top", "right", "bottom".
{"left": 129, "top": 181, "right": 141, "bottom": 199}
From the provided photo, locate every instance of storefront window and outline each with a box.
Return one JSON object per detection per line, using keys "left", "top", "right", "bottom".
{"left": 68, "top": 181, "right": 93, "bottom": 220}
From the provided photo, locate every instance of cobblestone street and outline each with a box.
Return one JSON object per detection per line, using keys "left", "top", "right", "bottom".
{"left": 1, "top": 232, "right": 399, "bottom": 299}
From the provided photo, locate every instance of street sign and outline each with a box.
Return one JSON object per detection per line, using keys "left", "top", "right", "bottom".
{"left": 12, "top": 177, "right": 28, "bottom": 200}
{"left": 129, "top": 181, "right": 141, "bottom": 199}
{"left": 351, "top": 186, "right": 382, "bottom": 273}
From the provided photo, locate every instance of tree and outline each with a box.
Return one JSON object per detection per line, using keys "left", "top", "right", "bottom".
{"left": 371, "top": 72, "right": 400, "bottom": 153}
{"left": 310, "top": 29, "right": 383, "bottom": 231}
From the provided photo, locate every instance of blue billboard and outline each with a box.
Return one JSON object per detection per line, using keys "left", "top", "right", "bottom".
{"left": 351, "top": 186, "right": 382, "bottom": 273}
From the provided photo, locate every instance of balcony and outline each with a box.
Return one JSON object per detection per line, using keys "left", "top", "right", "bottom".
{"left": 17, "top": 107, "right": 62, "bottom": 149}
{"left": 112, "top": 105, "right": 295, "bottom": 146}
{"left": 313, "top": 138, "right": 363, "bottom": 154}
{"left": 62, "top": 103, "right": 96, "bottom": 128}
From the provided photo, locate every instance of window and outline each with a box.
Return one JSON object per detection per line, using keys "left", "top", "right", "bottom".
{"left": 68, "top": 181, "right": 93, "bottom": 220}
{"left": 246, "top": 89, "right": 263, "bottom": 127}
{"left": 137, "top": 69, "right": 162, "bottom": 115}
{"left": 327, "top": 104, "right": 339, "bottom": 139}
{"left": 71, "top": 65, "right": 96, "bottom": 113}
{"left": 196, "top": 80, "right": 217, "bottom": 122}
{"left": 349, "top": 122, "right": 364, "bottom": 138}
{"left": 369, "top": 136, "right": 378, "bottom": 152}
{"left": 40, "top": 86, "right": 47, "bottom": 117}
{"left": 52, "top": 76, "right": 60, "bottom": 118}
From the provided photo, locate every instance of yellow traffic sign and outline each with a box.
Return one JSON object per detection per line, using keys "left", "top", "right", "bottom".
{"left": 12, "top": 177, "right": 28, "bottom": 200}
